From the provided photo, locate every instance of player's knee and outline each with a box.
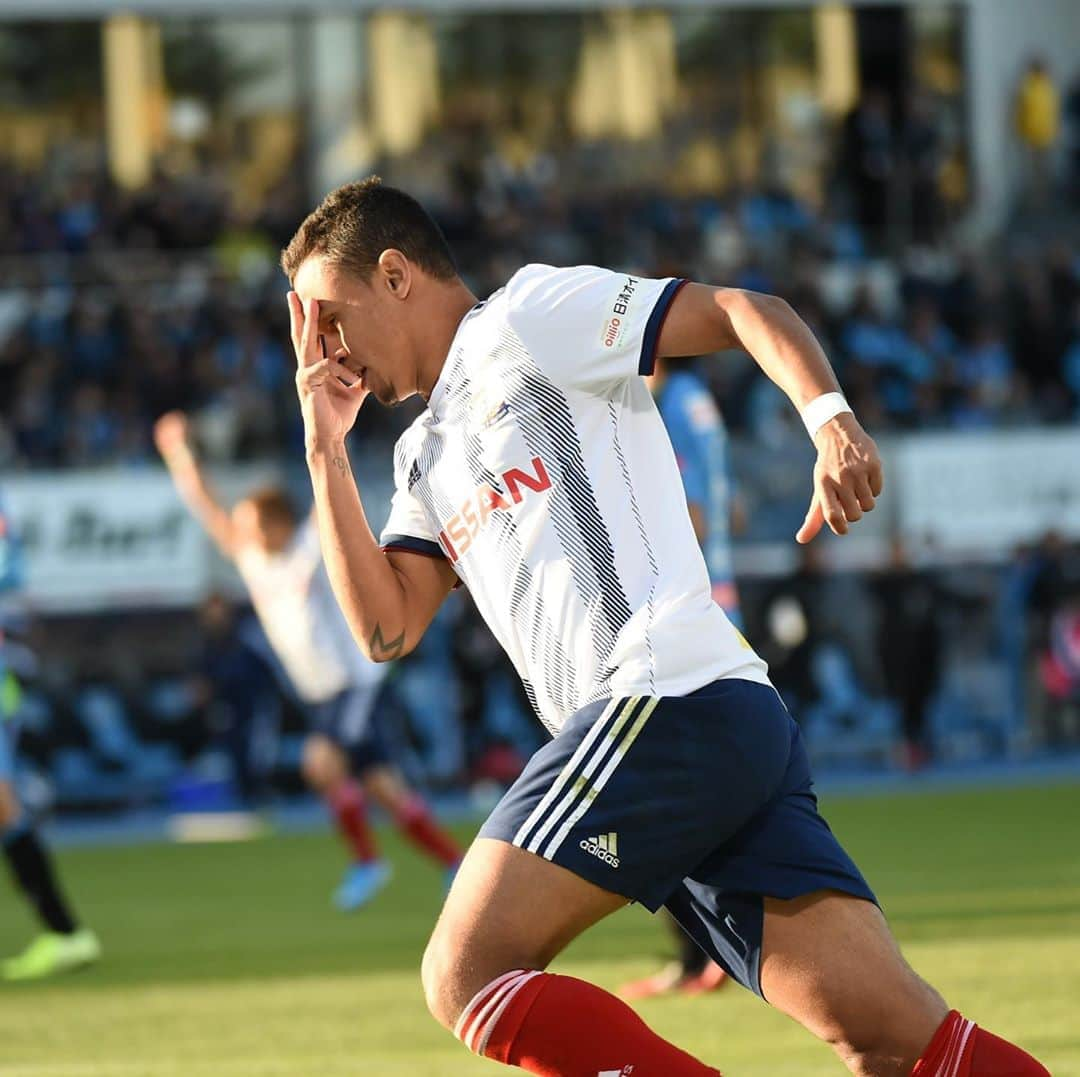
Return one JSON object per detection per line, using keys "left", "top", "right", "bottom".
{"left": 420, "top": 934, "right": 465, "bottom": 1029}
{"left": 421, "top": 932, "right": 535, "bottom": 1033}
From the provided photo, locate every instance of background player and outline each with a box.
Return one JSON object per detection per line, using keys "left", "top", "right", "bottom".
{"left": 0, "top": 497, "right": 101, "bottom": 980}
{"left": 154, "top": 412, "right": 461, "bottom": 910}
{"left": 284, "top": 178, "right": 1049, "bottom": 1077}
{"left": 619, "top": 353, "right": 742, "bottom": 1000}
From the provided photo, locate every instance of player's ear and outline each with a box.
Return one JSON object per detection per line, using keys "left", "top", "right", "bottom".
{"left": 378, "top": 249, "right": 412, "bottom": 300}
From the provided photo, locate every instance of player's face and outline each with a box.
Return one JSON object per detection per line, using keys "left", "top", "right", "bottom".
{"left": 292, "top": 254, "right": 413, "bottom": 407}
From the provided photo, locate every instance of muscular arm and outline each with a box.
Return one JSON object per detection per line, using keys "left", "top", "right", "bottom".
{"left": 290, "top": 291, "right": 456, "bottom": 662}
{"left": 306, "top": 440, "right": 457, "bottom": 663}
{"left": 658, "top": 285, "right": 842, "bottom": 410}
{"left": 657, "top": 284, "right": 883, "bottom": 542}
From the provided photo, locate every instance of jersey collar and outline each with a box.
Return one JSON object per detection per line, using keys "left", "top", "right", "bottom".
{"left": 427, "top": 298, "right": 488, "bottom": 418}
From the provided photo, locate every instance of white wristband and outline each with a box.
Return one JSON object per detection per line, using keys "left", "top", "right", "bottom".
{"left": 800, "top": 392, "right": 853, "bottom": 441}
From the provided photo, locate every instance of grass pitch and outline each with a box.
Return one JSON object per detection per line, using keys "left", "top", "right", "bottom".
{"left": 1, "top": 783, "right": 1078, "bottom": 1076}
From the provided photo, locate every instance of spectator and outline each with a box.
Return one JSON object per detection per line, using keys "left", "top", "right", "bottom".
{"left": 903, "top": 91, "right": 945, "bottom": 247}
{"left": 194, "top": 593, "right": 275, "bottom": 810}
{"left": 1015, "top": 57, "right": 1060, "bottom": 210}
{"left": 840, "top": 88, "right": 895, "bottom": 251}
{"left": 873, "top": 540, "right": 943, "bottom": 770}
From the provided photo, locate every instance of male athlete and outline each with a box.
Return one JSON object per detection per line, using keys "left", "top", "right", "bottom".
{"left": 154, "top": 413, "right": 460, "bottom": 909}
{"left": 619, "top": 354, "right": 741, "bottom": 1000}
{"left": 283, "top": 177, "right": 1048, "bottom": 1076}
{"left": 0, "top": 498, "right": 101, "bottom": 980}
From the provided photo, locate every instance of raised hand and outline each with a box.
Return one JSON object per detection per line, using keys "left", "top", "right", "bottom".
{"left": 153, "top": 411, "right": 191, "bottom": 460}
{"left": 288, "top": 292, "right": 368, "bottom": 449}
{"left": 796, "top": 413, "right": 884, "bottom": 544}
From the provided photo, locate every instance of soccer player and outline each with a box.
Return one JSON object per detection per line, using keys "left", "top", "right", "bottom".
{"left": 154, "top": 413, "right": 461, "bottom": 909}
{"left": 283, "top": 178, "right": 1048, "bottom": 1076}
{"left": 618, "top": 355, "right": 740, "bottom": 1000}
{"left": 0, "top": 499, "right": 101, "bottom": 980}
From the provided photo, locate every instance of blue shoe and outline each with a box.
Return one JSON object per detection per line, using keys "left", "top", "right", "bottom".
{"left": 333, "top": 861, "right": 392, "bottom": 912}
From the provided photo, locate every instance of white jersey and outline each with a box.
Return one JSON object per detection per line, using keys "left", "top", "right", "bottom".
{"left": 380, "top": 263, "right": 769, "bottom": 734}
{"left": 235, "top": 518, "right": 386, "bottom": 704}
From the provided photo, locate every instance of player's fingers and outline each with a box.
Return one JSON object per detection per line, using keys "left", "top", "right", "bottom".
{"left": 296, "top": 356, "right": 332, "bottom": 393}
{"left": 836, "top": 482, "right": 863, "bottom": 524}
{"left": 298, "top": 297, "right": 322, "bottom": 368}
{"left": 795, "top": 494, "right": 823, "bottom": 545}
{"left": 854, "top": 473, "right": 877, "bottom": 513}
{"left": 326, "top": 357, "right": 360, "bottom": 388}
{"left": 869, "top": 457, "right": 885, "bottom": 497}
{"left": 287, "top": 291, "right": 303, "bottom": 359}
{"left": 820, "top": 480, "right": 848, "bottom": 536}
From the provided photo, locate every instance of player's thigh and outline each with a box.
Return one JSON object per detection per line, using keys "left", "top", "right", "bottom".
{"left": 300, "top": 732, "right": 348, "bottom": 789}
{"left": 422, "top": 836, "right": 626, "bottom": 1027}
{"left": 761, "top": 889, "right": 946, "bottom": 1072}
{"left": 360, "top": 764, "right": 412, "bottom": 814}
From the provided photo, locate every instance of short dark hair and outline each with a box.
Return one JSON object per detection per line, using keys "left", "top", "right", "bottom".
{"left": 244, "top": 485, "right": 297, "bottom": 527}
{"left": 281, "top": 176, "right": 458, "bottom": 284}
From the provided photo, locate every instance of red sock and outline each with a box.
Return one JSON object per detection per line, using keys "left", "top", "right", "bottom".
{"left": 395, "top": 796, "right": 461, "bottom": 868}
{"left": 454, "top": 969, "right": 721, "bottom": 1075}
{"left": 328, "top": 781, "right": 378, "bottom": 863}
{"left": 912, "top": 1010, "right": 1050, "bottom": 1076}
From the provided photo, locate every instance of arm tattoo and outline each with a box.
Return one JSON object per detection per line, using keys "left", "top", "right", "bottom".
{"left": 332, "top": 455, "right": 348, "bottom": 475}
{"left": 369, "top": 622, "right": 405, "bottom": 661}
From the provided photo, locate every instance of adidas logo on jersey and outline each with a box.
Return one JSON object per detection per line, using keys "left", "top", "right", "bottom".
{"left": 597, "top": 1067, "right": 634, "bottom": 1076}
{"left": 580, "top": 832, "right": 620, "bottom": 868}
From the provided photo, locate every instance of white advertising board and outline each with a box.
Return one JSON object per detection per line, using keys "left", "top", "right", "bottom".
{"left": 892, "top": 429, "right": 1080, "bottom": 556}
{"left": 3, "top": 470, "right": 211, "bottom": 611}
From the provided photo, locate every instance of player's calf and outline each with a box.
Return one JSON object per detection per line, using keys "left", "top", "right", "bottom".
{"left": 422, "top": 838, "right": 722, "bottom": 1075}
{"left": 760, "top": 891, "right": 1049, "bottom": 1077}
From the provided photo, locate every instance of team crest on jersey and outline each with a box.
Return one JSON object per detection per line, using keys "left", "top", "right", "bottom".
{"left": 482, "top": 400, "right": 511, "bottom": 428}
{"left": 468, "top": 382, "right": 512, "bottom": 431}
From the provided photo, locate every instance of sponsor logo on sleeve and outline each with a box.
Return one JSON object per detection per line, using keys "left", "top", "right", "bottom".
{"left": 601, "top": 277, "right": 639, "bottom": 350}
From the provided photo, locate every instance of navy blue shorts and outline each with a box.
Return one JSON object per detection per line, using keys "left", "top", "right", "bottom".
{"left": 479, "top": 678, "right": 876, "bottom": 996}
{"left": 307, "top": 684, "right": 391, "bottom": 774}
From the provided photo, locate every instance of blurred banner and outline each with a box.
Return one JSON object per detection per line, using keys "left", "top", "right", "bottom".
{"left": 894, "top": 430, "right": 1080, "bottom": 557}
{"left": 2, "top": 467, "right": 283, "bottom": 611}
{"left": 5, "top": 471, "right": 211, "bottom": 611}
{"left": 3, "top": 463, "right": 395, "bottom": 613}
{"left": 5, "top": 431, "right": 1079, "bottom": 611}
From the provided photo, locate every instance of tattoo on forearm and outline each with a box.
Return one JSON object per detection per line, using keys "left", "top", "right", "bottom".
{"left": 332, "top": 455, "right": 348, "bottom": 475}
{"left": 369, "top": 623, "right": 405, "bottom": 661}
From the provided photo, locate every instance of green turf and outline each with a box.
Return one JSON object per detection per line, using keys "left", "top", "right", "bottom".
{"left": 1, "top": 783, "right": 1078, "bottom": 1075}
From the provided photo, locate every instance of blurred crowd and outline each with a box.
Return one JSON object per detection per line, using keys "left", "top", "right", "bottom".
{"left": 1, "top": 77, "right": 1080, "bottom": 816}
{"left": 8, "top": 528, "right": 1079, "bottom": 817}
{"left": 1, "top": 137, "right": 1079, "bottom": 472}
{"left": 748, "top": 532, "right": 1080, "bottom": 772}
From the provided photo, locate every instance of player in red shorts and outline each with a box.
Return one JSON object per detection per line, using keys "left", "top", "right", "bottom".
{"left": 283, "top": 177, "right": 1048, "bottom": 1077}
